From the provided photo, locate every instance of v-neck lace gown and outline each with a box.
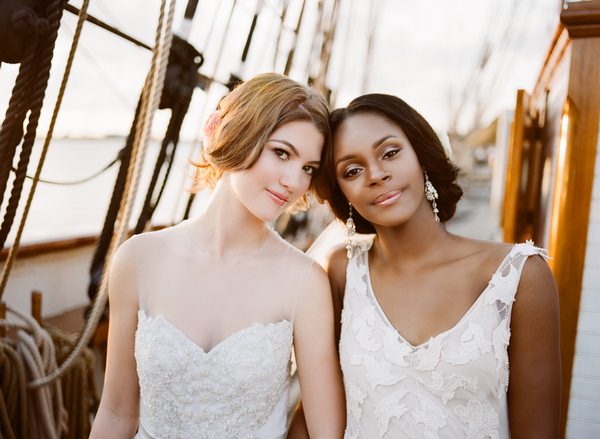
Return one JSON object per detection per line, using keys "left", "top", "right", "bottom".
{"left": 134, "top": 310, "right": 293, "bottom": 439}
{"left": 339, "top": 240, "right": 547, "bottom": 438}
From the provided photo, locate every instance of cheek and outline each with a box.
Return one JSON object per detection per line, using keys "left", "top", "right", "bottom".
{"left": 249, "top": 155, "right": 277, "bottom": 182}
{"left": 299, "top": 172, "right": 313, "bottom": 191}
{"left": 337, "top": 179, "right": 360, "bottom": 204}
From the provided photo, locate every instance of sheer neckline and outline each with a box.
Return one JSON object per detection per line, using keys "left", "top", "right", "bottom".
{"left": 137, "top": 309, "right": 291, "bottom": 354}
{"left": 363, "top": 243, "right": 517, "bottom": 350}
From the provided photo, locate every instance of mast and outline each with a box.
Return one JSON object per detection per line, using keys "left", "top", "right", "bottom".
{"left": 284, "top": 0, "right": 307, "bottom": 76}
{"left": 312, "top": 0, "right": 340, "bottom": 100}
{"left": 179, "top": 0, "right": 201, "bottom": 39}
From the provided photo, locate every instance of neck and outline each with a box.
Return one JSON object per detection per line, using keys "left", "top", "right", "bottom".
{"left": 189, "top": 175, "right": 270, "bottom": 257}
{"left": 372, "top": 203, "right": 450, "bottom": 266}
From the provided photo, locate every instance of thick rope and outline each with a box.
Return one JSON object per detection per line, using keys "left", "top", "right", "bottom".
{"left": 9, "top": 307, "right": 66, "bottom": 428}
{"left": 46, "top": 326, "right": 99, "bottom": 439}
{"left": 17, "top": 331, "right": 61, "bottom": 439}
{"left": 0, "top": 317, "right": 98, "bottom": 438}
{"left": 86, "top": 0, "right": 181, "bottom": 297}
{"left": 30, "top": 0, "right": 176, "bottom": 387}
{"left": 0, "top": 0, "right": 66, "bottom": 250}
{"left": 0, "top": 40, "right": 39, "bottom": 206}
{"left": 87, "top": 98, "right": 142, "bottom": 301}
{"left": 134, "top": 94, "right": 192, "bottom": 234}
{"left": 0, "top": 341, "right": 28, "bottom": 439}
{"left": 0, "top": 0, "right": 88, "bottom": 299}
{"left": 0, "top": 305, "right": 67, "bottom": 438}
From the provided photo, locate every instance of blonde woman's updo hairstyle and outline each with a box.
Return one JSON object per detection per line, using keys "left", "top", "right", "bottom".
{"left": 190, "top": 73, "right": 331, "bottom": 195}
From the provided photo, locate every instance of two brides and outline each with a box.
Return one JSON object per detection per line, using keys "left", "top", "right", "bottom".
{"left": 91, "top": 74, "right": 560, "bottom": 438}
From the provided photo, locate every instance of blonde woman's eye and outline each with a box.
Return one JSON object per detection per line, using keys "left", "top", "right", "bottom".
{"left": 274, "top": 148, "right": 289, "bottom": 160}
{"left": 303, "top": 165, "right": 318, "bottom": 176}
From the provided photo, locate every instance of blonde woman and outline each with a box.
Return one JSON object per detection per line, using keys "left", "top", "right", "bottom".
{"left": 90, "top": 73, "right": 345, "bottom": 439}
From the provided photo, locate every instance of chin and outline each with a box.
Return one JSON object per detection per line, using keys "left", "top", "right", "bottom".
{"left": 248, "top": 205, "right": 282, "bottom": 223}
{"left": 364, "top": 206, "right": 415, "bottom": 227}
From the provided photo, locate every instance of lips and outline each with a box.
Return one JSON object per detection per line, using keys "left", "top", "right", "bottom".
{"left": 373, "top": 189, "right": 403, "bottom": 206}
{"left": 266, "top": 188, "right": 289, "bottom": 206}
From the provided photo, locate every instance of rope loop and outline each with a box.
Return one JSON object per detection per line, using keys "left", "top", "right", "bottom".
{"left": 11, "top": 8, "right": 50, "bottom": 36}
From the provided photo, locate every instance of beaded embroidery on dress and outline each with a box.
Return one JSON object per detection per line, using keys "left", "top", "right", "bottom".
{"left": 339, "top": 239, "right": 547, "bottom": 438}
{"left": 134, "top": 310, "right": 293, "bottom": 439}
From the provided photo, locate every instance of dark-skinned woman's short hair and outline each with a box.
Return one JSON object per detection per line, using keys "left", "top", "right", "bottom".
{"left": 313, "top": 93, "right": 463, "bottom": 234}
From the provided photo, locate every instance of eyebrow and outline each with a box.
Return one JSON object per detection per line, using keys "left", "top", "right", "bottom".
{"left": 335, "top": 135, "right": 397, "bottom": 166}
{"left": 270, "top": 139, "right": 321, "bottom": 166}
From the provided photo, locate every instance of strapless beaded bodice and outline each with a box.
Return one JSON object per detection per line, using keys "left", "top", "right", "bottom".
{"left": 134, "top": 310, "right": 293, "bottom": 439}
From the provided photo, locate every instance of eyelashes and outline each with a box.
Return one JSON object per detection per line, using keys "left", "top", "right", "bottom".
{"left": 343, "top": 166, "right": 362, "bottom": 178}
{"left": 303, "top": 165, "right": 317, "bottom": 176}
{"left": 274, "top": 148, "right": 289, "bottom": 160}
{"left": 273, "top": 147, "right": 318, "bottom": 176}
{"left": 340, "top": 145, "right": 401, "bottom": 179}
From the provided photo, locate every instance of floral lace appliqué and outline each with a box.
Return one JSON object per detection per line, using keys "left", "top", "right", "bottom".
{"left": 339, "top": 240, "right": 545, "bottom": 438}
{"left": 454, "top": 400, "right": 500, "bottom": 439}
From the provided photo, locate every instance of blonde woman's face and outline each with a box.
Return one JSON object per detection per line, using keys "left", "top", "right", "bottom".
{"left": 230, "top": 120, "right": 324, "bottom": 222}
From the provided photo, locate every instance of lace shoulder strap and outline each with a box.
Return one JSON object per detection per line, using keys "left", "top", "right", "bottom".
{"left": 487, "top": 240, "right": 550, "bottom": 309}
{"left": 346, "top": 234, "right": 375, "bottom": 260}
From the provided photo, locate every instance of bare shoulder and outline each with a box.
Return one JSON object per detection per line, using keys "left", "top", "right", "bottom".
{"left": 108, "top": 235, "right": 145, "bottom": 307}
{"left": 111, "top": 233, "right": 145, "bottom": 272}
{"left": 109, "top": 226, "right": 180, "bottom": 291}
{"left": 271, "top": 234, "right": 330, "bottom": 289}
{"left": 326, "top": 245, "right": 348, "bottom": 275}
{"left": 518, "top": 251, "right": 558, "bottom": 306}
{"left": 119, "top": 222, "right": 189, "bottom": 264}
{"left": 325, "top": 245, "right": 348, "bottom": 294}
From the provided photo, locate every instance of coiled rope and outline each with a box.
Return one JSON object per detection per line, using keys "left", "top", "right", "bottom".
{"left": 0, "top": 341, "right": 27, "bottom": 439}
{"left": 1, "top": 304, "right": 98, "bottom": 438}
{"left": 1, "top": 306, "right": 67, "bottom": 439}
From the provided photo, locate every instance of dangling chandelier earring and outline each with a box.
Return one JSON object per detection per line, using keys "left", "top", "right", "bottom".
{"left": 424, "top": 172, "right": 440, "bottom": 223}
{"left": 345, "top": 202, "right": 356, "bottom": 259}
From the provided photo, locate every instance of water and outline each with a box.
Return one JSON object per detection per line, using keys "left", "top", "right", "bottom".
{"left": 2, "top": 137, "right": 208, "bottom": 246}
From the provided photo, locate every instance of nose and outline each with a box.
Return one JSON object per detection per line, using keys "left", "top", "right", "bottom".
{"left": 280, "top": 165, "right": 306, "bottom": 195}
{"left": 367, "top": 164, "right": 391, "bottom": 186}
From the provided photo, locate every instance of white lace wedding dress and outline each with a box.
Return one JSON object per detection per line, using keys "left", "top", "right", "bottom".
{"left": 134, "top": 311, "right": 292, "bottom": 439}
{"left": 126, "top": 223, "right": 307, "bottom": 439}
{"left": 339, "top": 239, "right": 547, "bottom": 438}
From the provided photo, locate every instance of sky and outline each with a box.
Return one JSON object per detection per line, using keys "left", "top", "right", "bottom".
{"left": 0, "top": 0, "right": 560, "bottom": 140}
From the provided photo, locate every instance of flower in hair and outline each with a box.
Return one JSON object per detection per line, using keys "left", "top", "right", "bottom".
{"left": 203, "top": 111, "right": 222, "bottom": 138}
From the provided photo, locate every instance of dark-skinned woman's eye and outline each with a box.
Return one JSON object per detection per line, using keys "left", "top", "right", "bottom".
{"left": 383, "top": 148, "right": 399, "bottom": 159}
{"left": 344, "top": 167, "right": 361, "bottom": 178}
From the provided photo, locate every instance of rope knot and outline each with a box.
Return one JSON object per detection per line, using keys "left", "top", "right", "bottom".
{"left": 33, "top": 16, "right": 50, "bottom": 35}
{"left": 10, "top": 7, "right": 49, "bottom": 36}
{"left": 10, "top": 8, "right": 38, "bottom": 34}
